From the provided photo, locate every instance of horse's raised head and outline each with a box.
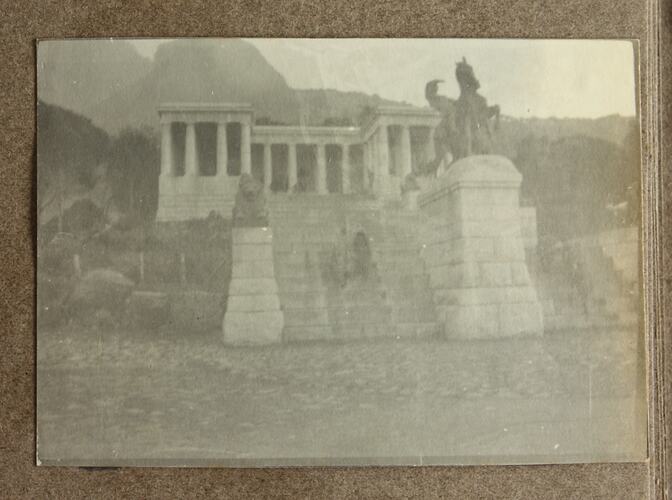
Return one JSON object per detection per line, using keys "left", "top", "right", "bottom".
{"left": 425, "top": 79, "right": 444, "bottom": 99}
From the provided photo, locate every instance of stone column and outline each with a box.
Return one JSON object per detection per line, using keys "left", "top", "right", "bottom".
{"left": 216, "top": 121, "right": 228, "bottom": 177}
{"left": 240, "top": 122, "right": 251, "bottom": 175}
{"left": 376, "top": 124, "right": 390, "bottom": 194}
{"left": 400, "top": 125, "right": 412, "bottom": 178}
{"left": 316, "top": 143, "right": 327, "bottom": 194}
{"left": 184, "top": 121, "right": 198, "bottom": 176}
{"left": 160, "top": 122, "right": 173, "bottom": 176}
{"left": 263, "top": 143, "right": 272, "bottom": 190}
{"left": 363, "top": 141, "right": 372, "bottom": 192}
{"left": 341, "top": 144, "right": 351, "bottom": 194}
{"left": 418, "top": 155, "right": 543, "bottom": 339}
{"left": 287, "top": 143, "right": 297, "bottom": 192}
{"left": 424, "top": 126, "right": 435, "bottom": 165}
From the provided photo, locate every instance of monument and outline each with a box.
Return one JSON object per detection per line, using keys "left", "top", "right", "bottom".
{"left": 222, "top": 174, "right": 284, "bottom": 344}
{"left": 418, "top": 59, "right": 543, "bottom": 338}
{"left": 163, "top": 59, "right": 543, "bottom": 342}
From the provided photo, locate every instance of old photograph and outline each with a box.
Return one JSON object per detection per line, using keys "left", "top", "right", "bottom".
{"left": 36, "top": 38, "right": 646, "bottom": 466}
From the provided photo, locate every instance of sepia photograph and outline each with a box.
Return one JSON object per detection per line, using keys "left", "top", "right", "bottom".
{"left": 36, "top": 38, "right": 646, "bottom": 466}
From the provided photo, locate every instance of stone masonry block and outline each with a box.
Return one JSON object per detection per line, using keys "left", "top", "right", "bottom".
{"left": 492, "top": 236, "right": 526, "bottom": 262}
{"left": 428, "top": 262, "right": 480, "bottom": 289}
{"left": 228, "top": 277, "right": 279, "bottom": 296}
{"left": 422, "top": 243, "right": 451, "bottom": 268}
{"left": 227, "top": 294, "right": 281, "bottom": 312}
{"left": 433, "top": 287, "right": 505, "bottom": 305}
{"left": 458, "top": 187, "right": 519, "bottom": 207}
{"left": 285, "top": 308, "right": 330, "bottom": 327}
{"left": 479, "top": 262, "right": 512, "bottom": 287}
{"left": 511, "top": 262, "right": 532, "bottom": 286}
{"left": 232, "top": 259, "right": 276, "bottom": 279}
{"left": 232, "top": 227, "right": 274, "bottom": 244}
{"left": 232, "top": 243, "right": 274, "bottom": 262}
{"left": 504, "top": 286, "right": 539, "bottom": 303}
{"left": 490, "top": 206, "right": 521, "bottom": 222}
{"left": 458, "top": 218, "right": 522, "bottom": 238}
{"left": 453, "top": 237, "right": 495, "bottom": 262}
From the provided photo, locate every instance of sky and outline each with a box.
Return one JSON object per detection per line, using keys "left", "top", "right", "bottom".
{"left": 130, "top": 38, "right": 637, "bottom": 119}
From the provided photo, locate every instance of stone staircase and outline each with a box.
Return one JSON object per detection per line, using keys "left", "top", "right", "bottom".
{"left": 529, "top": 237, "right": 639, "bottom": 332}
{"left": 267, "top": 194, "right": 439, "bottom": 342}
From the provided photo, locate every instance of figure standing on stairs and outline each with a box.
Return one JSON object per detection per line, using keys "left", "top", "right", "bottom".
{"left": 352, "top": 231, "right": 373, "bottom": 281}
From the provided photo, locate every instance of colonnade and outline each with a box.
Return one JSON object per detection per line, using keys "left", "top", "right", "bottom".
{"left": 160, "top": 120, "right": 252, "bottom": 178}
{"left": 160, "top": 114, "right": 426, "bottom": 196}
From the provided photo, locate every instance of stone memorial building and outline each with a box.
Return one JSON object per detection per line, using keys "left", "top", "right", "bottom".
{"left": 154, "top": 100, "right": 634, "bottom": 345}
{"left": 155, "top": 101, "right": 546, "bottom": 344}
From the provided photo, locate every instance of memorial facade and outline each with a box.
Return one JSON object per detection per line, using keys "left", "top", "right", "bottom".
{"left": 156, "top": 103, "right": 441, "bottom": 221}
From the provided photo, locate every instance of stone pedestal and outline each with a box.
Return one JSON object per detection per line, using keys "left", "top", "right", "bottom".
{"left": 223, "top": 227, "right": 284, "bottom": 344}
{"left": 418, "top": 155, "right": 543, "bottom": 339}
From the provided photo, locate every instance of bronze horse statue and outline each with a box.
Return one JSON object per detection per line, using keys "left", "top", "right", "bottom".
{"left": 418, "top": 58, "right": 500, "bottom": 178}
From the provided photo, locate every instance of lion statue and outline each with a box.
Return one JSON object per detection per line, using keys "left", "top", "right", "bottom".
{"left": 232, "top": 173, "right": 269, "bottom": 227}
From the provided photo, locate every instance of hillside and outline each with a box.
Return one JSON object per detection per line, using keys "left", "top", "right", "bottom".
{"left": 295, "top": 89, "right": 413, "bottom": 126}
{"left": 493, "top": 114, "right": 637, "bottom": 158}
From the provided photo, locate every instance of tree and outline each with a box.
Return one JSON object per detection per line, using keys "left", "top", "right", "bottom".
{"left": 37, "top": 101, "right": 109, "bottom": 230}
{"left": 106, "top": 128, "right": 160, "bottom": 225}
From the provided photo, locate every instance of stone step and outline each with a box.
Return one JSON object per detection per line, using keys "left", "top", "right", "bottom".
{"left": 276, "top": 277, "right": 327, "bottom": 293}
{"left": 284, "top": 307, "right": 331, "bottom": 327}
{"left": 395, "top": 322, "right": 441, "bottom": 338}
{"left": 380, "top": 274, "right": 431, "bottom": 289}
{"left": 334, "top": 323, "right": 394, "bottom": 339}
{"left": 377, "top": 263, "right": 429, "bottom": 277}
{"left": 392, "top": 306, "right": 437, "bottom": 323}
{"left": 279, "top": 291, "right": 328, "bottom": 310}
{"left": 329, "top": 306, "right": 391, "bottom": 324}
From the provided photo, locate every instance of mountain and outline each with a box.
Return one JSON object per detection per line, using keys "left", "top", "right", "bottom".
{"left": 38, "top": 40, "right": 151, "bottom": 118}
{"left": 493, "top": 114, "right": 637, "bottom": 158}
{"left": 38, "top": 39, "right": 637, "bottom": 150}
{"left": 86, "top": 39, "right": 301, "bottom": 133}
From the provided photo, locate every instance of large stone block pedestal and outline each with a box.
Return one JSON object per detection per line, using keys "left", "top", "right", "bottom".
{"left": 418, "top": 155, "right": 543, "bottom": 339}
{"left": 223, "top": 227, "right": 284, "bottom": 344}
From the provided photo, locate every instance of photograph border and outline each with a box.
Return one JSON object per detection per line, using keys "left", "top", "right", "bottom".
{"left": 1, "top": 0, "right": 668, "bottom": 497}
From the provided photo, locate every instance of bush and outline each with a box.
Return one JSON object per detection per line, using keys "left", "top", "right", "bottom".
{"left": 66, "top": 269, "right": 135, "bottom": 325}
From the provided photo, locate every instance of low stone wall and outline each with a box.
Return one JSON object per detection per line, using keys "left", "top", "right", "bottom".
{"left": 156, "top": 175, "right": 238, "bottom": 221}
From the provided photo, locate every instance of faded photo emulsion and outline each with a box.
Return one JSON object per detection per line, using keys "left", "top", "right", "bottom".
{"left": 36, "top": 38, "right": 646, "bottom": 466}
